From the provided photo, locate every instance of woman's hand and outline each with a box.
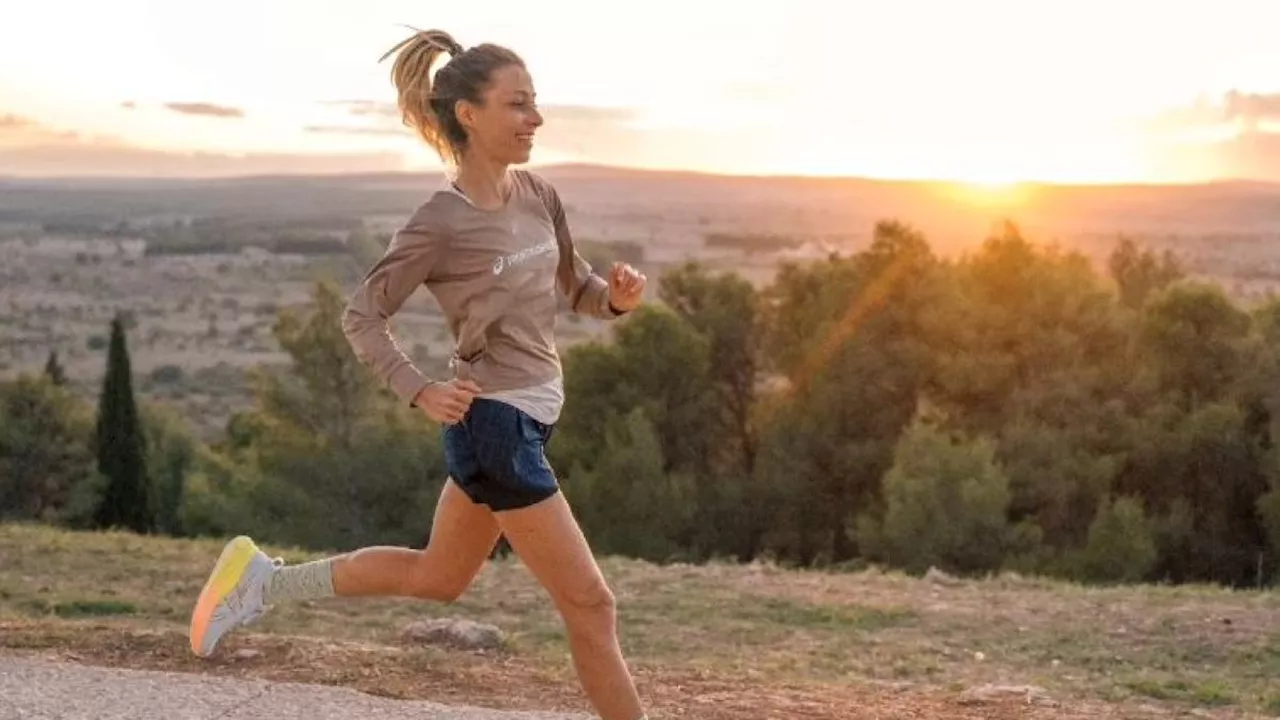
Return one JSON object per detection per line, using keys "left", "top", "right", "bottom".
{"left": 414, "top": 379, "right": 482, "bottom": 424}
{"left": 608, "top": 261, "right": 646, "bottom": 313}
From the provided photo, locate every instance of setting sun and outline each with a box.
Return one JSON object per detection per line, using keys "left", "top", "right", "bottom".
{"left": 960, "top": 179, "right": 1028, "bottom": 204}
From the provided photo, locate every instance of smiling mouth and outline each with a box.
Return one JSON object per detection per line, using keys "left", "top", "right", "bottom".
{"left": 516, "top": 134, "right": 535, "bottom": 145}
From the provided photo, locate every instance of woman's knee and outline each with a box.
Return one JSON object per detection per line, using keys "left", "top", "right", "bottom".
{"left": 559, "top": 581, "right": 617, "bottom": 632}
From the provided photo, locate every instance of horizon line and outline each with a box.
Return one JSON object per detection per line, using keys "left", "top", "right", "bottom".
{"left": 0, "top": 161, "right": 1277, "bottom": 192}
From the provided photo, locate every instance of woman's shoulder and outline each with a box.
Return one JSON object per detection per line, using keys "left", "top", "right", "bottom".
{"left": 511, "top": 168, "right": 562, "bottom": 215}
{"left": 403, "top": 186, "right": 468, "bottom": 231}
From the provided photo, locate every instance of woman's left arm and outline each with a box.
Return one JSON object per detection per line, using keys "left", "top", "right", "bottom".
{"left": 543, "top": 180, "right": 645, "bottom": 318}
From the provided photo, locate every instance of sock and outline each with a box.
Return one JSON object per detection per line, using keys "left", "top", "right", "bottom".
{"left": 263, "top": 558, "right": 335, "bottom": 605}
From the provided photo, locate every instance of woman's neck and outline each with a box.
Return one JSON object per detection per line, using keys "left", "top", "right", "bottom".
{"left": 453, "top": 154, "right": 511, "bottom": 211}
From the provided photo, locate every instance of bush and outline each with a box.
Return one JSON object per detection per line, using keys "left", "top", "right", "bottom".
{"left": 1073, "top": 495, "right": 1158, "bottom": 584}
{"left": 856, "top": 420, "right": 1037, "bottom": 576}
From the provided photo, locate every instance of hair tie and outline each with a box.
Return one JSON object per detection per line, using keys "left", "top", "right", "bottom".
{"left": 415, "top": 31, "right": 463, "bottom": 59}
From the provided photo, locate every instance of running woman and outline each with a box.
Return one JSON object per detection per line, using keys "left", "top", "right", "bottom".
{"left": 188, "top": 27, "right": 649, "bottom": 720}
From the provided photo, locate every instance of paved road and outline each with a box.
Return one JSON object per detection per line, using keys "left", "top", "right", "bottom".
{"left": 0, "top": 656, "right": 591, "bottom": 720}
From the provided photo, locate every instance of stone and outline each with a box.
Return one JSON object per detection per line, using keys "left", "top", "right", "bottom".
{"left": 959, "top": 683, "right": 1057, "bottom": 708}
{"left": 402, "top": 618, "right": 505, "bottom": 651}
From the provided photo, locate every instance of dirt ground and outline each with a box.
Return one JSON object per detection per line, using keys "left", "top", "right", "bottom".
{"left": 0, "top": 620, "right": 1230, "bottom": 720}
{"left": 3, "top": 525, "right": 1276, "bottom": 719}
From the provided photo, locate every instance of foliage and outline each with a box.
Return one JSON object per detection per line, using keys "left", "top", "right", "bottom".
{"left": 93, "top": 315, "right": 151, "bottom": 533}
{"left": 3, "top": 222, "right": 1278, "bottom": 588}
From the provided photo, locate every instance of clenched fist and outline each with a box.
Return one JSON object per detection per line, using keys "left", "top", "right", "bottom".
{"left": 414, "top": 379, "right": 482, "bottom": 424}
{"left": 608, "top": 261, "right": 646, "bottom": 313}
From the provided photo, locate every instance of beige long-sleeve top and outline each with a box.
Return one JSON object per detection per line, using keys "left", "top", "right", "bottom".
{"left": 341, "top": 169, "right": 620, "bottom": 413}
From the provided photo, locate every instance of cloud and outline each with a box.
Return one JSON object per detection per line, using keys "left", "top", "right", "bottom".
{"left": 1144, "top": 126, "right": 1280, "bottom": 183}
{"left": 1152, "top": 89, "right": 1280, "bottom": 132}
{"left": 1141, "top": 90, "right": 1280, "bottom": 180}
{"left": 317, "top": 100, "right": 640, "bottom": 127}
{"left": 1211, "top": 129, "right": 1280, "bottom": 181}
{"left": 304, "top": 125, "right": 407, "bottom": 137}
{"left": 305, "top": 101, "right": 644, "bottom": 153}
{"left": 320, "top": 99, "right": 399, "bottom": 118}
{"left": 1, "top": 144, "right": 405, "bottom": 178}
{"left": 541, "top": 105, "right": 638, "bottom": 125}
{"left": 529, "top": 104, "right": 707, "bottom": 165}
{"left": 0, "top": 113, "right": 33, "bottom": 129}
{"left": 164, "top": 102, "right": 244, "bottom": 119}
{"left": 0, "top": 114, "right": 80, "bottom": 145}
{"left": 0, "top": 120, "right": 405, "bottom": 178}
{"left": 1223, "top": 90, "right": 1280, "bottom": 126}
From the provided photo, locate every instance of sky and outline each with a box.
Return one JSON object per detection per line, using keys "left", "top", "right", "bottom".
{"left": 2, "top": 0, "right": 1279, "bottom": 184}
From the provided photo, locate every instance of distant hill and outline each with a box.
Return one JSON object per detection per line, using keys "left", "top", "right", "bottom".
{"left": 3, "top": 164, "right": 1280, "bottom": 254}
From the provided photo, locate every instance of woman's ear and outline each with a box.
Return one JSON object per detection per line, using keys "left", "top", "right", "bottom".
{"left": 454, "top": 99, "right": 475, "bottom": 130}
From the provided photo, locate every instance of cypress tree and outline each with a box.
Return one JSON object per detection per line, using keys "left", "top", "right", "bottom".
{"left": 43, "top": 349, "right": 67, "bottom": 386}
{"left": 93, "top": 314, "right": 151, "bottom": 532}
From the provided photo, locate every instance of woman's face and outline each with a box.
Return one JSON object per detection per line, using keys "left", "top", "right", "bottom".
{"left": 458, "top": 63, "right": 543, "bottom": 165}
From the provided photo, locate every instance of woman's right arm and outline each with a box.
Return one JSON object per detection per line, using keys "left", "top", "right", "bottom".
{"left": 341, "top": 210, "right": 445, "bottom": 407}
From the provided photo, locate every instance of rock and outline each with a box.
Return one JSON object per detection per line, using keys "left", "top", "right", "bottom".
{"left": 231, "top": 649, "right": 262, "bottom": 661}
{"left": 402, "top": 618, "right": 505, "bottom": 651}
{"left": 923, "top": 566, "right": 961, "bottom": 586}
{"left": 959, "top": 683, "right": 1057, "bottom": 707}
{"left": 870, "top": 680, "right": 915, "bottom": 694}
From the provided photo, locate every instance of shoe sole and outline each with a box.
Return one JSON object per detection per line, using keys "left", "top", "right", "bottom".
{"left": 189, "top": 535, "right": 257, "bottom": 658}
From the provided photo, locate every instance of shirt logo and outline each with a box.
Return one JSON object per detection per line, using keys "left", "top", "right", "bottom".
{"left": 493, "top": 239, "right": 556, "bottom": 275}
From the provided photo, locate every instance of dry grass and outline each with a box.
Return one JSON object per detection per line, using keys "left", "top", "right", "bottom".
{"left": 1, "top": 522, "right": 1277, "bottom": 719}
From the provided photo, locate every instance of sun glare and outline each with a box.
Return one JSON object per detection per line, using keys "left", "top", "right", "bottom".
{"left": 965, "top": 176, "right": 1020, "bottom": 192}
{"left": 940, "top": 178, "right": 1036, "bottom": 210}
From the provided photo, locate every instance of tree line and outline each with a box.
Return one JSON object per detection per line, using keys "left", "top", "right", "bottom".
{"left": 3, "top": 219, "right": 1279, "bottom": 588}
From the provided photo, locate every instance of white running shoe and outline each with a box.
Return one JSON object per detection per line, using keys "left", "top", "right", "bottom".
{"left": 189, "top": 535, "right": 281, "bottom": 658}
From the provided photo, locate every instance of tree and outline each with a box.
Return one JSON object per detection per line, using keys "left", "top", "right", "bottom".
{"left": 558, "top": 304, "right": 714, "bottom": 478}
{"left": 756, "top": 220, "right": 939, "bottom": 565}
{"left": 1259, "top": 455, "right": 1280, "bottom": 583}
{"left": 1139, "top": 281, "right": 1251, "bottom": 409}
{"left": 856, "top": 419, "right": 1036, "bottom": 576}
{"left": 1108, "top": 237, "right": 1184, "bottom": 311}
{"left": 919, "top": 224, "right": 1139, "bottom": 568}
{"left": 658, "top": 263, "right": 769, "bottom": 559}
{"left": 252, "top": 280, "right": 377, "bottom": 450}
{"left": 93, "top": 314, "right": 152, "bottom": 533}
{"left": 659, "top": 262, "right": 762, "bottom": 479}
{"left": 567, "top": 409, "right": 694, "bottom": 562}
{"left": 142, "top": 402, "right": 197, "bottom": 537}
{"left": 1074, "top": 495, "right": 1158, "bottom": 584}
{"left": 43, "top": 349, "right": 67, "bottom": 386}
{"left": 0, "top": 374, "right": 96, "bottom": 523}
{"left": 218, "top": 280, "right": 447, "bottom": 550}
{"left": 555, "top": 304, "right": 715, "bottom": 556}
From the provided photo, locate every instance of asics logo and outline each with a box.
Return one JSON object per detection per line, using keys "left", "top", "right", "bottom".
{"left": 493, "top": 240, "right": 555, "bottom": 275}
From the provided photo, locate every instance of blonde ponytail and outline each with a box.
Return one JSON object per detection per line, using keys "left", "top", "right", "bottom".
{"left": 380, "top": 27, "right": 524, "bottom": 162}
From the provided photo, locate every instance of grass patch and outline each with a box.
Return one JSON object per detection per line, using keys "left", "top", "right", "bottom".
{"left": 1, "top": 522, "right": 1278, "bottom": 717}
{"left": 52, "top": 600, "right": 138, "bottom": 618}
{"left": 732, "top": 596, "right": 916, "bottom": 631}
{"left": 1122, "top": 677, "right": 1236, "bottom": 708}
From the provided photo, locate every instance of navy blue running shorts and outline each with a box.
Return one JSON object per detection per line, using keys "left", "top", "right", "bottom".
{"left": 442, "top": 398, "right": 561, "bottom": 511}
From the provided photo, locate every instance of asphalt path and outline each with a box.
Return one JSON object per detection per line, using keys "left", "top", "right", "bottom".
{"left": 0, "top": 654, "right": 592, "bottom": 720}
